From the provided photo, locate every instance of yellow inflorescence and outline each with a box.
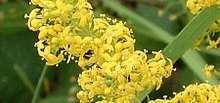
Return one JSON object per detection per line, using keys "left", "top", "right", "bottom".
{"left": 77, "top": 51, "right": 173, "bottom": 102}
{"left": 203, "top": 64, "right": 215, "bottom": 78}
{"left": 203, "top": 64, "right": 220, "bottom": 80}
{"left": 187, "top": 0, "right": 220, "bottom": 14}
{"left": 27, "top": 0, "right": 174, "bottom": 102}
{"left": 29, "top": 0, "right": 94, "bottom": 66}
{"left": 207, "top": 36, "right": 220, "bottom": 49}
{"left": 149, "top": 83, "right": 220, "bottom": 103}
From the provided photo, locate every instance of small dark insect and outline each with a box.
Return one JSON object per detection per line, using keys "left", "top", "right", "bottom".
{"left": 117, "top": 37, "right": 127, "bottom": 43}
{"left": 83, "top": 50, "right": 94, "bottom": 59}
{"left": 127, "top": 75, "right": 131, "bottom": 82}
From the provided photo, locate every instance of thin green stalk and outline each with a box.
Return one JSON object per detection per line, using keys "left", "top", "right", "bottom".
{"left": 13, "top": 64, "right": 35, "bottom": 94}
{"left": 31, "top": 64, "right": 48, "bottom": 103}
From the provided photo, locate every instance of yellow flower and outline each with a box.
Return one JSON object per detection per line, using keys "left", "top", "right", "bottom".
{"left": 187, "top": 0, "right": 219, "bottom": 14}
{"left": 27, "top": 0, "right": 96, "bottom": 65}
{"left": 93, "top": 18, "right": 109, "bottom": 31}
{"left": 28, "top": 8, "right": 43, "bottom": 31}
{"left": 207, "top": 36, "right": 220, "bottom": 49}
{"left": 203, "top": 64, "right": 215, "bottom": 78}
{"left": 77, "top": 51, "right": 173, "bottom": 102}
{"left": 37, "top": 46, "right": 64, "bottom": 65}
{"left": 149, "top": 83, "right": 220, "bottom": 103}
{"left": 203, "top": 64, "right": 220, "bottom": 80}
{"left": 73, "top": 8, "right": 93, "bottom": 27}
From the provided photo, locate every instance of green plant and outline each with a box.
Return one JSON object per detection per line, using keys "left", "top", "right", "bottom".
{"left": 1, "top": 0, "right": 219, "bottom": 103}
{"left": 27, "top": 0, "right": 220, "bottom": 102}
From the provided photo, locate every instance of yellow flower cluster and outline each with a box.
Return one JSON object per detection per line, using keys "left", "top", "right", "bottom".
{"left": 203, "top": 64, "right": 215, "bottom": 78}
{"left": 203, "top": 64, "right": 220, "bottom": 80}
{"left": 187, "top": 0, "right": 220, "bottom": 49}
{"left": 187, "top": 0, "right": 220, "bottom": 14}
{"left": 149, "top": 83, "right": 220, "bottom": 103}
{"left": 27, "top": 0, "right": 173, "bottom": 102}
{"left": 28, "top": 0, "right": 93, "bottom": 66}
{"left": 207, "top": 36, "right": 220, "bottom": 49}
{"left": 77, "top": 51, "right": 173, "bottom": 102}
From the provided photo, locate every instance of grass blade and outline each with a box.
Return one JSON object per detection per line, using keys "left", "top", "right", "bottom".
{"left": 32, "top": 64, "right": 48, "bottom": 103}
{"left": 13, "top": 64, "right": 35, "bottom": 94}
{"left": 163, "top": 6, "right": 220, "bottom": 61}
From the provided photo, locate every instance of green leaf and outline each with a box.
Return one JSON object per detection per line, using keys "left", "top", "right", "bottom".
{"left": 163, "top": 6, "right": 220, "bottom": 62}
{"left": 13, "top": 64, "right": 35, "bottom": 94}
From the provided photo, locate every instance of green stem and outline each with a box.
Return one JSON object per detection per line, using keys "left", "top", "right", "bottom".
{"left": 13, "top": 64, "right": 35, "bottom": 94}
{"left": 31, "top": 64, "right": 48, "bottom": 103}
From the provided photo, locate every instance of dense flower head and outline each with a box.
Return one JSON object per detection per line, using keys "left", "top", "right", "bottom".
{"left": 77, "top": 51, "right": 173, "bottom": 102}
{"left": 187, "top": 0, "right": 220, "bottom": 14}
{"left": 27, "top": 0, "right": 174, "bottom": 102}
{"left": 149, "top": 83, "right": 220, "bottom": 103}
{"left": 28, "top": 0, "right": 95, "bottom": 66}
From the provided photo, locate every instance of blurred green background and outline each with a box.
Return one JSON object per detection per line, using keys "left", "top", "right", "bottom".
{"left": 0, "top": 0, "right": 219, "bottom": 103}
